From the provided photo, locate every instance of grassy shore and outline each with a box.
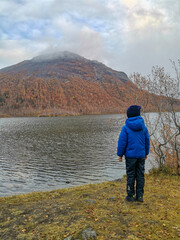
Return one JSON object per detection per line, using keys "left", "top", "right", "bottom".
{"left": 0, "top": 173, "right": 180, "bottom": 240}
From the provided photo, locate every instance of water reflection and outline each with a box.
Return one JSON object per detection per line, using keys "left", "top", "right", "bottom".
{"left": 0, "top": 114, "right": 152, "bottom": 197}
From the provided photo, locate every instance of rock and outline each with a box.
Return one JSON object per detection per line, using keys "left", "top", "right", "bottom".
{"left": 85, "top": 199, "right": 95, "bottom": 204}
{"left": 113, "top": 178, "right": 122, "bottom": 182}
{"left": 65, "top": 181, "right": 71, "bottom": 184}
{"left": 81, "top": 227, "right": 97, "bottom": 240}
{"left": 108, "top": 196, "right": 116, "bottom": 201}
{"left": 64, "top": 236, "right": 72, "bottom": 240}
{"left": 159, "top": 194, "right": 167, "bottom": 199}
{"left": 81, "top": 193, "right": 89, "bottom": 198}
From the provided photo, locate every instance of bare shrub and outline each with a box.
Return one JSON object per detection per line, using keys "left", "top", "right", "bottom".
{"left": 130, "top": 60, "right": 180, "bottom": 174}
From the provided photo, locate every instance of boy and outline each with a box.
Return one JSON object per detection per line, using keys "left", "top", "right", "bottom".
{"left": 117, "top": 105, "right": 150, "bottom": 202}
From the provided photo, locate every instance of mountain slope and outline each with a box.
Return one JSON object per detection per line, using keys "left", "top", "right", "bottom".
{"left": 0, "top": 51, "right": 153, "bottom": 116}
{"left": 0, "top": 52, "right": 129, "bottom": 83}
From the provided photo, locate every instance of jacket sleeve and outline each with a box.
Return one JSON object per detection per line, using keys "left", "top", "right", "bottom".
{"left": 145, "top": 127, "right": 150, "bottom": 155}
{"left": 117, "top": 126, "right": 128, "bottom": 157}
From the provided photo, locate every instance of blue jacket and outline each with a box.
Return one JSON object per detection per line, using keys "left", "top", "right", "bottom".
{"left": 117, "top": 116, "right": 150, "bottom": 158}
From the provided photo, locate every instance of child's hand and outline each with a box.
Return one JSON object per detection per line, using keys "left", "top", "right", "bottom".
{"left": 118, "top": 156, "right": 123, "bottom": 162}
{"left": 145, "top": 155, "right": 147, "bottom": 160}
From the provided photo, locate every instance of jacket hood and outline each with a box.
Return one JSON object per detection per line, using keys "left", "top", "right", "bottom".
{"left": 125, "top": 116, "right": 145, "bottom": 131}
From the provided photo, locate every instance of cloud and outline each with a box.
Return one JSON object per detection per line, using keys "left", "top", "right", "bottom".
{"left": 104, "top": 0, "right": 180, "bottom": 74}
{"left": 0, "top": 0, "right": 179, "bottom": 75}
{"left": 37, "top": 17, "right": 110, "bottom": 65}
{"left": 0, "top": 40, "right": 32, "bottom": 67}
{"left": 121, "top": 0, "right": 138, "bottom": 8}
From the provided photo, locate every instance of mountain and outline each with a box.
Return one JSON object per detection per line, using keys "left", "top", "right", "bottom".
{"left": 0, "top": 51, "right": 154, "bottom": 117}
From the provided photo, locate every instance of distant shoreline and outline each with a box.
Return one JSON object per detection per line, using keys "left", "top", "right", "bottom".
{"left": 0, "top": 110, "right": 167, "bottom": 118}
{"left": 0, "top": 112, "right": 121, "bottom": 118}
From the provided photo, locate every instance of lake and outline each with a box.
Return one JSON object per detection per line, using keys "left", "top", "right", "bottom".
{"left": 0, "top": 114, "right": 152, "bottom": 197}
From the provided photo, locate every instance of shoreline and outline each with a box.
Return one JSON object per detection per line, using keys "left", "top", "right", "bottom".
{"left": 0, "top": 177, "right": 124, "bottom": 199}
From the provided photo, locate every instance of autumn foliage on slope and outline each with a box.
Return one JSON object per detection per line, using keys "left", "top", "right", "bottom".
{"left": 0, "top": 52, "right": 158, "bottom": 117}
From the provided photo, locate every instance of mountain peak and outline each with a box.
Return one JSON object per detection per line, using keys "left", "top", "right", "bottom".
{"left": 32, "top": 51, "right": 85, "bottom": 63}
{"left": 0, "top": 51, "right": 129, "bottom": 84}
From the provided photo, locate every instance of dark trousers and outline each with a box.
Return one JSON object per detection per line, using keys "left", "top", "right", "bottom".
{"left": 125, "top": 158, "right": 145, "bottom": 198}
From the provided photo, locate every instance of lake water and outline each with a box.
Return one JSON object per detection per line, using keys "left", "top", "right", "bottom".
{"left": 0, "top": 114, "right": 152, "bottom": 197}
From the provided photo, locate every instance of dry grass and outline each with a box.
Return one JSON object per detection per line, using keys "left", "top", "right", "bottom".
{"left": 0, "top": 174, "right": 180, "bottom": 239}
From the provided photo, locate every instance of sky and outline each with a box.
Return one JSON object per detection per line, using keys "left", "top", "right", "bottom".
{"left": 0, "top": 0, "right": 180, "bottom": 76}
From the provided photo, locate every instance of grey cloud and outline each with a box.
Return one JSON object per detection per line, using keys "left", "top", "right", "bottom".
{"left": 135, "top": 8, "right": 164, "bottom": 18}
{"left": 152, "top": 0, "right": 180, "bottom": 23}
{"left": 51, "top": 0, "right": 111, "bottom": 19}
{"left": 0, "top": 0, "right": 111, "bottom": 22}
{"left": 39, "top": 25, "right": 109, "bottom": 63}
